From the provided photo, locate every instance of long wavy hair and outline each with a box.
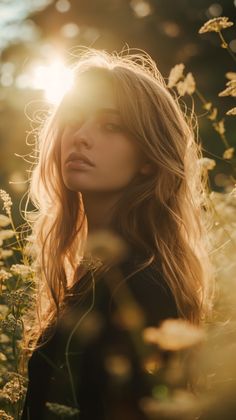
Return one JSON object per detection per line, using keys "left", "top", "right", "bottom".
{"left": 21, "top": 47, "right": 215, "bottom": 356}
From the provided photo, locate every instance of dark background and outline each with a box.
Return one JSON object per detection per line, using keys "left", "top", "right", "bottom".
{"left": 0, "top": 0, "right": 236, "bottom": 225}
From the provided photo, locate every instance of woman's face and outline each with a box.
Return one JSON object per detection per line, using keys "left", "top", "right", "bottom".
{"left": 60, "top": 73, "right": 150, "bottom": 194}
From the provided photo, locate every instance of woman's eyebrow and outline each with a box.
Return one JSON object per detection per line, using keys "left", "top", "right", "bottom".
{"left": 95, "top": 107, "right": 121, "bottom": 116}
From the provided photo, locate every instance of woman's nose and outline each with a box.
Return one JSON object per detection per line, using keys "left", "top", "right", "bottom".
{"left": 72, "top": 117, "right": 94, "bottom": 148}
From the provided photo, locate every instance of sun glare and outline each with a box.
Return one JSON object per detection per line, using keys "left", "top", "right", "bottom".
{"left": 31, "top": 58, "right": 74, "bottom": 104}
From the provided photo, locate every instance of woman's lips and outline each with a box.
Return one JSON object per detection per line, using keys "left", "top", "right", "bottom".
{"left": 65, "top": 159, "right": 94, "bottom": 170}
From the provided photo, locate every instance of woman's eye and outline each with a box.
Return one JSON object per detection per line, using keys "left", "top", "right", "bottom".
{"left": 102, "top": 122, "right": 123, "bottom": 132}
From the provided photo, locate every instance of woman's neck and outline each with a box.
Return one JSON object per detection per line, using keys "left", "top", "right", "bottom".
{"left": 82, "top": 191, "right": 123, "bottom": 234}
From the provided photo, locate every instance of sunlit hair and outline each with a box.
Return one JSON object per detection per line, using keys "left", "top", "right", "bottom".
{"left": 22, "top": 47, "right": 215, "bottom": 355}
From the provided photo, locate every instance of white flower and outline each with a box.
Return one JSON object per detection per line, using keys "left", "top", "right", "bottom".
{"left": 10, "top": 264, "right": 33, "bottom": 277}
{"left": 0, "top": 215, "right": 10, "bottom": 227}
{"left": 226, "top": 72, "right": 236, "bottom": 80}
{"left": 219, "top": 81, "right": 236, "bottom": 97}
{"left": 213, "top": 119, "right": 225, "bottom": 135}
{"left": 46, "top": 402, "right": 80, "bottom": 417}
{"left": 0, "top": 230, "right": 15, "bottom": 242}
{"left": 223, "top": 147, "right": 234, "bottom": 159}
{"left": 167, "top": 63, "right": 185, "bottom": 88}
{"left": 143, "top": 318, "right": 206, "bottom": 351}
{"left": 177, "top": 73, "right": 196, "bottom": 96}
{"left": 0, "top": 269, "right": 12, "bottom": 282}
{"left": 0, "top": 249, "right": 13, "bottom": 260}
{"left": 199, "top": 17, "right": 234, "bottom": 34}
{"left": 226, "top": 107, "right": 236, "bottom": 116}
{"left": 0, "top": 190, "right": 12, "bottom": 217}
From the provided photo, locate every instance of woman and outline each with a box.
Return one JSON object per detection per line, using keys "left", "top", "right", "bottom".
{"left": 21, "top": 47, "right": 214, "bottom": 420}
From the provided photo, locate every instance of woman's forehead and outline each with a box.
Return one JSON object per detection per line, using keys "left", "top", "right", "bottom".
{"left": 62, "top": 75, "right": 119, "bottom": 116}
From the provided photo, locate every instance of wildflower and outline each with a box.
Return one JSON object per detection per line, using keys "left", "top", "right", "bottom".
{"left": 202, "top": 102, "right": 212, "bottom": 111}
{"left": 167, "top": 63, "right": 185, "bottom": 88}
{"left": 207, "top": 107, "right": 218, "bottom": 120}
{"left": 219, "top": 81, "right": 236, "bottom": 97}
{"left": 0, "top": 230, "right": 15, "bottom": 245}
{"left": 0, "top": 190, "right": 12, "bottom": 217}
{"left": 199, "top": 17, "right": 234, "bottom": 34}
{"left": 0, "top": 249, "right": 13, "bottom": 260}
{"left": 0, "top": 269, "right": 12, "bottom": 282}
{"left": 142, "top": 318, "right": 205, "bottom": 351}
{"left": 10, "top": 263, "right": 34, "bottom": 277}
{"left": 177, "top": 73, "right": 196, "bottom": 96}
{"left": 223, "top": 147, "right": 234, "bottom": 159}
{"left": 0, "top": 333, "right": 10, "bottom": 343}
{"left": 0, "top": 314, "right": 22, "bottom": 335}
{"left": 2, "top": 376, "right": 26, "bottom": 403}
{"left": 46, "top": 402, "right": 80, "bottom": 417}
{"left": 4, "top": 290, "right": 30, "bottom": 307}
{"left": 198, "top": 157, "right": 216, "bottom": 171}
{"left": 226, "top": 107, "right": 236, "bottom": 116}
{"left": 0, "top": 215, "right": 10, "bottom": 227}
{"left": 140, "top": 390, "right": 211, "bottom": 419}
{"left": 226, "top": 72, "right": 236, "bottom": 80}
{"left": 0, "top": 352, "right": 7, "bottom": 361}
{"left": 0, "top": 411, "right": 13, "bottom": 420}
{"left": 213, "top": 119, "right": 225, "bottom": 135}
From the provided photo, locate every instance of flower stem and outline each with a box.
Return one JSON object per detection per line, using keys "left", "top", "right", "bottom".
{"left": 218, "top": 31, "right": 236, "bottom": 64}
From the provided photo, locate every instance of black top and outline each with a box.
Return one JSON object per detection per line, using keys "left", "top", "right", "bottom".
{"left": 21, "top": 255, "right": 179, "bottom": 420}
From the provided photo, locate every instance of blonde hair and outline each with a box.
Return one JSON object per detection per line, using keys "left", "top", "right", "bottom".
{"left": 22, "top": 47, "right": 215, "bottom": 354}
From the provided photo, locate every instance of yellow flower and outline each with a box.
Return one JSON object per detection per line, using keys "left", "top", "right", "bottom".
{"left": 177, "top": 73, "right": 196, "bottom": 96}
{"left": 226, "top": 107, "right": 236, "bottom": 116}
{"left": 142, "top": 318, "right": 205, "bottom": 351}
{"left": 199, "top": 17, "right": 234, "bottom": 34}
{"left": 203, "top": 102, "right": 212, "bottom": 111}
{"left": 167, "top": 63, "right": 185, "bottom": 88}
{"left": 213, "top": 119, "right": 225, "bottom": 135}
{"left": 223, "top": 147, "right": 234, "bottom": 159}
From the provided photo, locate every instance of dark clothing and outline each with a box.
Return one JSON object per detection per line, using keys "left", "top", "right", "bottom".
{"left": 21, "top": 256, "right": 179, "bottom": 420}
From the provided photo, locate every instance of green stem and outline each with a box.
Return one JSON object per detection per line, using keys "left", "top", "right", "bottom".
{"left": 218, "top": 31, "right": 236, "bottom": 64}
{"left": 64, "top": 270, "right": 95, "bottom": 415}
{"left": 220, "top": 132, "right": 230, "bottom": 149}
{"left": 9, "top": 213, "right": 24, "bottom": 256}
{"left": 195, "top": 88, "right": 208, "bottom": 105}
{"left": 195, "top": 89, "right": 231, "bottom": 148}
